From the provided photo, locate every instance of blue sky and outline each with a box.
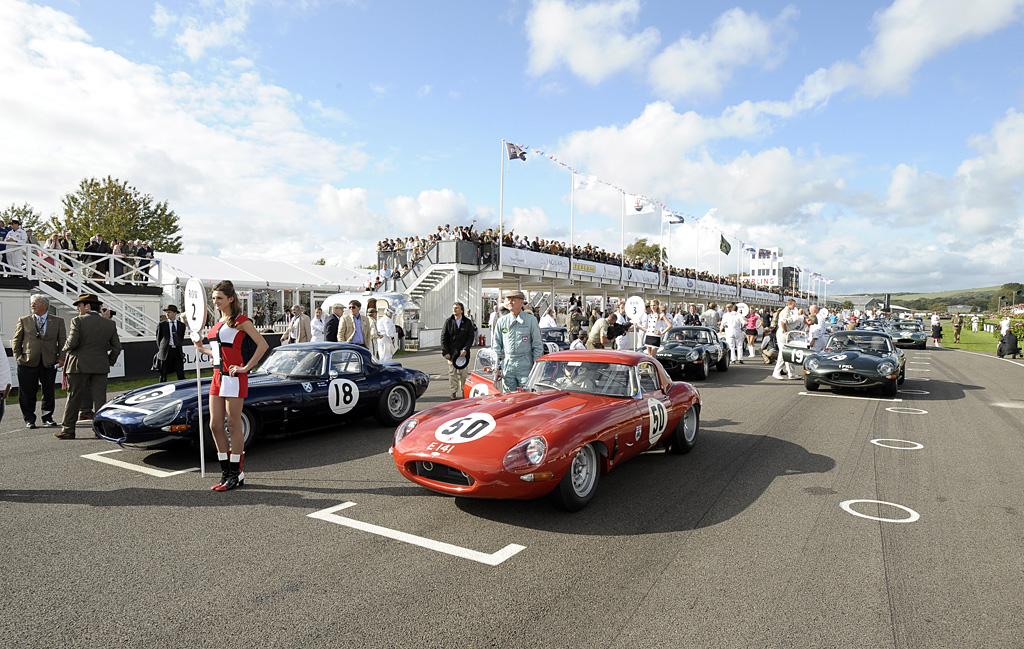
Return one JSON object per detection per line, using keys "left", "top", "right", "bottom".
{"left": 1, "top": 0, "right": 1022, "bottom": 294}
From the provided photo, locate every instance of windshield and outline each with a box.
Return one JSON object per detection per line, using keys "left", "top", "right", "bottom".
{"left": 473, "top": 348, "right": 498, "bottom": 376}
{"left": 825, "top": 333, "right": 893, "bottom": 354}
{"left": 527, "top": 359, "right": 637, "bottom": 398}
{"left": 665, "top": 328, "right": 711, "bottom": 344}
{"left": 894, "top": 323, "right": 921, "bottom": 332}
{"left": 257, "top": 349, "right": 325, "bottom": 377}
{"left": 542, "top": 329, "right": 566, "bottom": 343}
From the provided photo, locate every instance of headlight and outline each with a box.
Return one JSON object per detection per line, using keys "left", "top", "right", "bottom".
{"left": 502, "top": 436, "right": 547, "bottom": 472}
{"left": 685, "top": 350, "right": 699, "bottom": 361}
{"left": 142, "top": 401, "right": 182, "bottom": 427}
{"left": 878, "top": 361, "right": 895, "bottom": 375}
{"left": 807, "top": 358, "right": 819, "bottom": 371}
{"left": 394, "top": 418, "right": 418, "bottom": 446}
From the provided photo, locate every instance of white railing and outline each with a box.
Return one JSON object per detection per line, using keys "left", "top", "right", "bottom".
{"left": 2, "top": 241, "right": 162, "bottom": 337}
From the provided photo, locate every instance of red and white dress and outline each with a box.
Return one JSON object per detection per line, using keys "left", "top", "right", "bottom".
{"left": 208, "top": 315, "right": 251, "bottom": 398}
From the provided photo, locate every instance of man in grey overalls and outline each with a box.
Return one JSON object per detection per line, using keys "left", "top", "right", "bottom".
{"left": 491, "top": 289, "right": 543, "bottom": 392}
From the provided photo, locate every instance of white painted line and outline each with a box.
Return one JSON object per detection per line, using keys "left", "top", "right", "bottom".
{"left": 991, "top": 402, "right": 1024, "bottom": 409}
{"left": 898, "top": 389, "right": 929, "bottom": 395}
{"left": 798, "top": 391, "right": 902, "bottom": 402}
{"left": 907, "top": 377, "right": 930, "bottom": 381}
{"left": 841, "top": 499, "right": 920, "bottom": 523}
{"left": 885, "top": 407, "right": 928, "bottom": 415}
{"left": 81, "top": 449, "right": 200, "bottom": 478}
{"left": 906, "top": 368, "right": 931, "bottom": 371}
{"left": 948, "top": 348, "right": 1024, "bottom": 368}
{"left": 307, "top": 502, "right": 526, "bottom": 566}
{"left": 871, "top": 439, "right": 924, "bottom": 450}
{"left": 908, "top": 362, "right": 930, "bottom": 365}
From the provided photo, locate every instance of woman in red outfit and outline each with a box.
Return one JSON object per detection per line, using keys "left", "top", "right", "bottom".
{"left": 193, "top": 280, "right": 268, "bottom": 491}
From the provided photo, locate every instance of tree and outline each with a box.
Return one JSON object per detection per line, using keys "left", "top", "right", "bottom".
{"left": 50, "top": 176, "right": 183, "bottom": 252}
{"left": 990, "top": 283, "right": 1024, "bottom": 311}
{"left": 1, "top": 203, "right": 48, "bottom": 236}
{"left": 623, "top": 238, "right": 664, "bottom": 264}
{"left": 841, "top": 300, "right": 854, "bottom": 310}
{"left": 313, "top": 257, "right": 326, "bottom": 266}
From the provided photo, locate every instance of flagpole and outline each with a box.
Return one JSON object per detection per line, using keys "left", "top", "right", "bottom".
{"left": 569, "top": 172, "right": 575, "bottom": 282}
{"left": 499, "top": 139, "right": 506, "bottom": 264}
{"left": 620, "top": 192, "right": 625, "bottom": 285}
{"left": 735, "top": 242, "right": 741, "bottom": 298}
{"left": 717, "top": 236, "right": 722, "bottom": 296}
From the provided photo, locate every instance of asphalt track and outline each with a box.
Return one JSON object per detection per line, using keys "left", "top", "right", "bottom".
{"left": 2, "top": 345, "right": 1023, "bottom": 648}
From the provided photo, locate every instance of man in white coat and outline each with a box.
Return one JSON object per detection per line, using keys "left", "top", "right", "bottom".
{"left": 772, "top": 298, "right": 803, "bottom": 380}
{"left": 376, "top": 309, "right": 397, "bottom": 363}
{"left": 719, "top": 303, "right": 746, "bottom": 364}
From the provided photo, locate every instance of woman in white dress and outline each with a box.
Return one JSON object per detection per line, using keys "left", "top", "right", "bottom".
{"left": 645, "top": 304, "right": 672, "bottom": 356}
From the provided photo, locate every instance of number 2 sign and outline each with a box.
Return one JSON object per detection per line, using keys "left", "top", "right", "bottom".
{"left": 184, "top": 278, "right": 206, "bottom": 334}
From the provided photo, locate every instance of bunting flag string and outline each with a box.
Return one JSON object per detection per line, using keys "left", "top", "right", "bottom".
{"left": 508, "top": 140, "right": 834, "bottom": 286}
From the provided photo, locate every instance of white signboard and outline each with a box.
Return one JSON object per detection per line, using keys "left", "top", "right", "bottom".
{"left": 736, "top": 302, "right": 750, "bottom": 317}
{"left": 625, "top": 296, "right": 646, "bottom": 323}
{"left": 184, "top": 278, "right": 207, "bottom": 336}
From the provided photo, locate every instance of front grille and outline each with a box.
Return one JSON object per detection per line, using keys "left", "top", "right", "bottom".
{"left": 413, "top": 461, "right": 474, "bottom": 486}
{"left": 97, "top": 421, "right": 125, "bottom": 440}
{"left": 827, "top": 372, "right": 867, "bottom": 385}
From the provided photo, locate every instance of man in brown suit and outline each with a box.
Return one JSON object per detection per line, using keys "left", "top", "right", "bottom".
{"left": 56, "top": 293, "right": 121, "bottom": 439}
{"left": 12, "top": 294, "right": 67, "bottom": 428}
{"left": 337, "top": 299, "right": 377, "bottom": 349}
{"left": 287, "top": 304, "right": 312, "bottom": 343}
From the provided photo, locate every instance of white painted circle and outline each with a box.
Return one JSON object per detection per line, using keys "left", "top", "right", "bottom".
{"left": 736, "top": 302, "right": 749, "bottom": 317}
{"left": 124, "top": 384, "right": 176, "bottom": 405}
{"left": 184, "top": 278, "right": 207, "bottom": 333}
{"left": 434, "top": 413, "right": 497, "bottom": 444}
{"left": 898, "top": 389, "right": 929, "bottom": 395}
{"left": 625, "top": 296, "right": 645, "bottom": 322}
{"left": 647, "top": 398, "right": 668, "bottom": 445}
{"left": 328, "top": 378, "right": 360, "bottom": 414}
{"left": 870, "top": 439, "right": 924, "bottom": 450}
{"left": 886, "top": 407, "right": 928, "bottom": 415}
{"left": 840, "top": 499, "right": 920, "bottom": 523}
{"left": 469, "top": 383, "right": 490, "bottom": 398}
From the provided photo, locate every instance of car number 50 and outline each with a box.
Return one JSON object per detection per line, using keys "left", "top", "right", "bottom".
{"left": 328, "top": 378, "right": 359, "bottom": 415}
{"left": 434, "top": 413, "right": 497, "bottom": 444}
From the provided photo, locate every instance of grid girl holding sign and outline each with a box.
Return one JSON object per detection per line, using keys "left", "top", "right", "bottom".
{"left": 192, "top": 280, "right": 268, "bottom": 491}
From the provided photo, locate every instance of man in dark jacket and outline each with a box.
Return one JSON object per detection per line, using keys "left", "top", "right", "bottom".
{"left": 324, "top": 304, "right": 344, "bottom": 344}
{"left": 441, "top": 301, "right": 476, "bottom": 399}
{"left": 156, "top": 305, "right": 186, "bottom": 382}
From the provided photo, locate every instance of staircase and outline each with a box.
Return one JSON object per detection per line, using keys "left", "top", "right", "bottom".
{"left": 8, "top": 242, "right": 161, "bottom": 337}
{"left": 405, "top": 268, "right": 452, "bottom": 303}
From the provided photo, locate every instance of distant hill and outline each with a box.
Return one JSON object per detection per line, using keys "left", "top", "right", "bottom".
{"left": 891, "top": 286, "right": 1002, "bottom": 302}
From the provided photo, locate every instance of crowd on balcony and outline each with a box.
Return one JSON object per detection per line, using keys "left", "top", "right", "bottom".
{"left": 373, "top": 223, "right": 819, "bottom": 300}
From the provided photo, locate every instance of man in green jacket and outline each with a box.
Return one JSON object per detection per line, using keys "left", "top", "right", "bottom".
{"left": 56, "top": 293, "right": 121, "bottom": 439}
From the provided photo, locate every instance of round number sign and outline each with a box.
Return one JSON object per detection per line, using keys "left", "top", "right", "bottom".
{"left": 736, "top": 302, "right": 749, "bottom": 317}
{"left": 328, "top": 378, "right": 359, "bottom": 415}
{"left": 184, "top": 278, "right": 207, "bottom": 335}
{"left": 434, "top": 413, "right": 497, "bottom": 444}
{"left": 625, "top": 296, "right": 646, "bottom": 323}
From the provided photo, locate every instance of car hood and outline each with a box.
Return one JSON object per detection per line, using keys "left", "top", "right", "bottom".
{"left": 812, "top": 349, "right": 889, "bottom": 366}
{"left": 657, "top": 342, "right": 701, "bottom": 354}
{"left": 100, "top": 373, "right": 300, "bottom": 415}
{"left": 401, "top": 389, "right": 627, "bottom": 453}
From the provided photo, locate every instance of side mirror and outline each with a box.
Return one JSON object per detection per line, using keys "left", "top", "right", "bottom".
{"left": 329, "top": 370, "right": 339, "bottom": 379}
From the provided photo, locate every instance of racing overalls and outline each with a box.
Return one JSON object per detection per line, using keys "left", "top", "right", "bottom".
{"left": 491, "top": 310, "right": 543, "bottom": 392}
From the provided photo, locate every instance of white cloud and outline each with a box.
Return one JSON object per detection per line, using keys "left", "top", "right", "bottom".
{"left": 315, "top": 186, "right": 378, "bottom": 238}
{"left": 385, "top": 189, "right": 469, "bottom": 235}
{"left": 507, "top": 206, "right": 550, "bottom": 235}
{"left": 151, "top": 3, "right": 175, "bottom": 37}
{"left": 171, "top": 0, "right": 254, "bottom": 62}
{"left": 369, "top": 82, "right": 388, "bottom": 98}
{"left": 0, "top": 0, "right": 368, "bottom": 260}
{"left": 859, "top": 0, "right": 1024, "bottom": 96}
{"left": 648, "top": 6, "right": 798, "bottom": 101}
{"left": 417, "top": 84, "right": 432, "bottom": 97}
{"left": 526, "top": 0, "right": 660, "bottom": 84}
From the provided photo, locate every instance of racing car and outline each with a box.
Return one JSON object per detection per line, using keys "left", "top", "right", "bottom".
{"left": 801, "top": 330, "right": 906, "bottom": 396}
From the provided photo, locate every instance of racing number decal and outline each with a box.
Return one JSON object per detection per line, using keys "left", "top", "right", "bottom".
{"left": 124, "top": 384, "right": 176, "bottom": 405}
{"left": 825, "top": 353, "right": 848, "bottom": 361}
{"left": 794, "top": 349, "right": 804, "bottom": 363}
{"left": 434, "top": 413, "right": 497, "bottom": 444}
{"left": 647, "top": 399, "right": 668, "bottom": 445}
{"left": 469, "top": 383, "right": 490, "bottom": 397}
{"left": 328, "top": 378, "right": 359, "bottom": 415}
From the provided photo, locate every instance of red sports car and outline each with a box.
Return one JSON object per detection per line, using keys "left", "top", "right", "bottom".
{"left": 392, "top": 350, "right": 701, "bottom": 511}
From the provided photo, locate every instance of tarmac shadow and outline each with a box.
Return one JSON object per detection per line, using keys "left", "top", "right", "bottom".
{"left": 455, "top": 429, "right": 835, "bottom": 536}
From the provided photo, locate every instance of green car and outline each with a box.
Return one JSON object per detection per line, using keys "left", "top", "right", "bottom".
{"left": 889, "top": 322, "right": 928, "bottom": 349}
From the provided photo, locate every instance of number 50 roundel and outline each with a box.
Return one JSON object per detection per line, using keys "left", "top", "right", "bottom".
{"left": 328, "top": 378, "right": 360, "bottom": 415}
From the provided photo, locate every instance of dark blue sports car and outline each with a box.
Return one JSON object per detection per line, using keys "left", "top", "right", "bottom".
{"left": 94, "top": 343, "right": 429, "bottom": 451}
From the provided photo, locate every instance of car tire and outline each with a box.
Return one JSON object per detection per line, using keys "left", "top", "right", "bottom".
{"left": 881, "top": 378, "right": 898, "bottom": 397}
{"left": 716, "top": 352, "right": 729, "bottom": 372}
{"left": 897, "top": 367, "right": 906, "bottom": 385}
{"left": 804, "top": 378, "right": 819, "bottom": 391}
{"left": 550, "top": 443, "right": 601, "bottom": 512}
{"left": 375, "top": 383, "right": 415, "bottom": 426}
{"left": 688, "top": 356, "right": 710, "bottom": 381}
{"left": 667, "top": 405, "right": 699, "bottom": 455}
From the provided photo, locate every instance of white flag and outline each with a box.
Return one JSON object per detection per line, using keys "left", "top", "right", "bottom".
{"left": 573, "top": 173, "right": 597, "bottom": 190}
{"left": 629, "top": 195, "right": 656, "bottom": 214}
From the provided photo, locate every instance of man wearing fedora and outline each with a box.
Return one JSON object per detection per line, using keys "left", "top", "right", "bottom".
{"left": 57, "top": 293, "right": 121, "bottom": 439}
{"left": 12, "top": 294, "right": 67, "bottom": 428}
{"left": 156, "top": 305, "right": 187, "bottom": 382}
{"left": 440, "top": 301, "right": 476, "bottom": 399}
{"left": 491, "top": 289, "right": 542, "bottom": 392}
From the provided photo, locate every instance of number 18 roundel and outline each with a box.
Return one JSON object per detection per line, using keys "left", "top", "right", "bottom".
{"left": 328, "top": 378, "right": 359, "bottom": 414}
